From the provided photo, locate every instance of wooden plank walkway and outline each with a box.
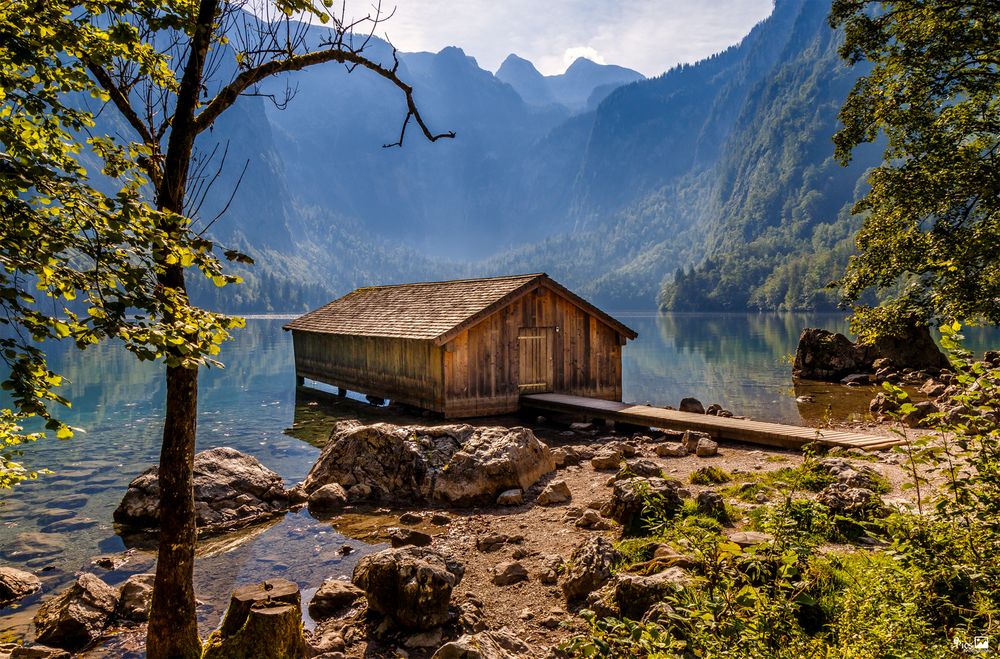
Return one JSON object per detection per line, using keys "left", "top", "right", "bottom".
{"left": 521, "top": 393, "right": 904, "bottom": 452}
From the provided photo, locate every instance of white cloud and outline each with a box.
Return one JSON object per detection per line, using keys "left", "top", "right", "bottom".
{"left": 376, "top": 0, "right": 775, "bottom": 77}
{"left": 563, "top": 46, "right": 606, "bottom": 68}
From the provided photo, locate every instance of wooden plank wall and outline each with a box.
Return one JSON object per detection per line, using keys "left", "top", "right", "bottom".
{"left": 443, "top": 286, "right": 623, "bottom": 417}
{"left": 292, "top": 331, "right": 445, "bottom": 411}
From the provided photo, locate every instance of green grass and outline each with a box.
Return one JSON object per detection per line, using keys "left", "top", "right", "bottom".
{"left": 690, "top": 466, "right": 733, "bottom": 485}
{"left": 721, "top": 480, "right": 771, "bottom": 502}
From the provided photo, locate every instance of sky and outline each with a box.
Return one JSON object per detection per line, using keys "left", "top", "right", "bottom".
{"left": 366, "top": 0, "right": 776, "bottom": 77}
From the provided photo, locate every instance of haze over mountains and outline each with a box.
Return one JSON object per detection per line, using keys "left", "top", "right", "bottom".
{"left": 185, "top": 0, "right": 881, "bottom": 313}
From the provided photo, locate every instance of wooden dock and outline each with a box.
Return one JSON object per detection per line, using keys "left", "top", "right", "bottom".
{"left": 521, "top": 393, "right": 904, "bottom": 452}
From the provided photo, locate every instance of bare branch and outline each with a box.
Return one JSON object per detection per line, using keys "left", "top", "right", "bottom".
{"left": 192, "top": 45, "right": 455, "bottom": 145}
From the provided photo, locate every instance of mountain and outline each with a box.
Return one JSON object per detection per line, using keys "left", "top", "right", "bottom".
{"left": 172, "top": 0, "right": 881, "bottom": 314}
{"left": 496, "top": 54, "right": 645, "bottom": 111}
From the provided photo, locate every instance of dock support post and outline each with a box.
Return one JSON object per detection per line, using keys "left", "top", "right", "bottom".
{"left": 295, "top": 375, "right": 304, "bottom": 387}
{"left": 337, "top": 388, "right": 348, "bottom": 398}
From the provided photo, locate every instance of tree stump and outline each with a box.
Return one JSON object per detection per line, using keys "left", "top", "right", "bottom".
{"left": 202, "top": 579, "right": 309, "bottom": 659}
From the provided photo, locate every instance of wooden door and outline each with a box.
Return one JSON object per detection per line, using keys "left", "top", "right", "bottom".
{"left": 518, "top": 327, "right": 555, "bottom": 393}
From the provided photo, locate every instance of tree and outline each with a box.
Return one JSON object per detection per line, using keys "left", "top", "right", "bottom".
{"left": 40, "top": 1, "right": 451, "bottom": 656}
{"left": 1, "top": 1, "right": 236, "bottom": 492}
{"left": 831, "top": 0, "right": 1000, "bottom": 339}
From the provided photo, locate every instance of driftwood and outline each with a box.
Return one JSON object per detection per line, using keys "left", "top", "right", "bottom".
{"left": 202, "top": 579, "right": 309, "bottom": 659}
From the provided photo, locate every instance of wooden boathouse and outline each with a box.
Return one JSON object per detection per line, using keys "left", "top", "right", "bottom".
{"left": 283, "top": 274, "right": 638, "bottom": 418}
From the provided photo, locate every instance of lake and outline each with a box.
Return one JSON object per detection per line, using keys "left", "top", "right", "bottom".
{"left": 1, "top": 312, "right": 996, "bottom": 639}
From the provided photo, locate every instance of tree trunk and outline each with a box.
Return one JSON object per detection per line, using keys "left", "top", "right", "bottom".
{"left": 146, "top": 363, "right": 202, "bottom": 658}
{"left": 144, "top": 0, "right": 219, "bottom": 655}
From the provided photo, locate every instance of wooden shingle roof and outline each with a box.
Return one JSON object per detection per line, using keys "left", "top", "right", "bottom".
{"left": 283, "top": 273, "right": 637, "bottom": 345}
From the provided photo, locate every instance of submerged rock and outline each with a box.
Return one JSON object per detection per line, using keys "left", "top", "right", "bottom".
{"left": 300, "top": 421, "right": 555, "bottom": 507}
{"left": 352, "top": 546, "right": 464, "bottom": 629}
{"left": 33, "top": 573, "right": 118, "bottom": 651}
{"left": 113, "top": 447, "right": 288, "bottom": 536}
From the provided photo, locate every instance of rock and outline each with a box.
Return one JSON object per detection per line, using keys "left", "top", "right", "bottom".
{"left": 817, "top": 459, "right": 883, "bottom": 491}
{"left": 399, "top": 512, "right": 423, "bottom": 525}
{"left": 116, "top": 573, "right": 154, "bottom": 622}
{"left": 308, "top": 579, "right": 364, "bottom": 620}
{"left": 903, "top": 400, "right": 938, "bottom": 428}
{"left": 575, "top": 509, "right": 611, "bottom": 530}
{"left": 405, "top": 628, "right": 444, "bottom": 648}
{"left": 538, "top": 555, "right": 565, "bottom": 585}
{"left": 308, "top": 483, "right": 348, "bottom": 513}
{"left": 33, "top": 573, "right": 118, "bottom": 651}
{"left": 817, "top": 483, "right": 886, "bottom": 519}
{"left": 346, "top": 483, "right": 372, "bottom": 501}
{"left": 491, "top": 561, "right": 528, "bottom": 586}
{"left": 840, "top": 373, "right": 870, "bottom": 386}
{"left": 352, "top": 547, "right": 464, "bottom": 629}
{"left": 681, "top": 430, "right": 710, "bottom": 452}
{"left": 919, "top": 379, "right": 947, "bottom": 398}
{"left": 0, "top": 566, "right": 41, "bottom": 605}
{"left": 794, "top": 324, "right": 947, "bottom": 382}
{"left": 590, "top": 450, "right": 623, "bottom": 471}
{"left": 9, "top": 646, "right": 72, "bottom": 659}
{"left": 602, "top": 477, "right": 681, "bottom": 534}
{"left": 496, "top": 489, "right": 523, "bottom": 506}
{"left": 299, "top": 422, "right": 555, "bottom": 507}
{"left": 679, "top": 397, "right": 705, "bottom": 414}
{"left": 695, "top": 491, "right": 727, "bottom": 520}
{"left": 387, "top": 527, "right": 433, "bottom": 548}
{"left": 869, "top": 391, "right": 903, "bottom": 419}
{"left": 695, "top": 438, "right": 719, "bottom": 457}
{"left": 561, "top": 537, "right": 620, "bottom": 602}
{"left": 587, "top": 568, "right": 690, "bottom": 619}
{"left": 430, "top": 513, "right": 451, "bottom": 526}
{"left": 537, "top": 480, "right": 572, "bottom": 505}
{"left": 655, "top": 443, "right": 687, "bottom": 458}
{"left": 114, "top": 447, "right": 288, "bottom": 535}
{"left": 619, "top": 459, "right": 663, "bottom": 478}
{"left": 728, "top": 531, "right": 774, "bottom": 547}
{"left": 432, "top": 629, "right": 531, "bottom": 659}
{"left": 476, "top": 534, "right": 511, "bottom": 552}
{"left": 570, "top": 422, "right": 594, "bottom": 432}
{"left": 705, "top": 403, "right": 722, "bottom": 416}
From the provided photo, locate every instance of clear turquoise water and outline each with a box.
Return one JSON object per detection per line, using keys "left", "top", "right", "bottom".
{"left": 1, "top": 313, "right": 996, "bottom": 638}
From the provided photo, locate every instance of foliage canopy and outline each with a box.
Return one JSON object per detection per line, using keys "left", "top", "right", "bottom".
{"left": 831, "top": 0, "right": 1000, "bottom": 335}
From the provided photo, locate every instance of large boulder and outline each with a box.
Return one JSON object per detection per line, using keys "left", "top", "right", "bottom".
{"left": 587, "top": 568, "right": 690, "bottom": 620}
{"left": 0, "top": 566, "right": 41, "bottom": 605}
{"left": 33, "top": 573, "right": 118, "bottom": 651}
{"left": 113, "top": 447, "right": 289, "bottom": 535}
{"left": 352, "top": 546, "right": 465, "bottom": 629}
{"left": 793, "top": 325, "right": 948, "bottom": 382}
{"left": 561, "top": 537, "right": 620, "bottom": 602}
{"left": 602, "top": 477, "right": 682, "bottom": 535}
{"left": 301, "top": 421, "right": 555, "bottom": 507}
